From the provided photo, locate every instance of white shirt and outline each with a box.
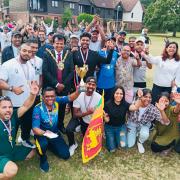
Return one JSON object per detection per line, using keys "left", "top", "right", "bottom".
{"left": 89, "top": 40, "right": 102, "bottom": 51}
{"left": 0, "top": 57, "right": 36, "bottom": 107}
{"left": 175, "top": 66, "right": 180, "bottom": 87}
{"left": 29, "top": 56, "right": 43, "bottom": 84}
{"left": 12, "top": 45, "right": 20, "bottom": 58}
{"left": 0, "top": 32, "right": 12, "bottom": 50}
{"left": 73, "top": 91, "right": 101, "bottom": 124}
{"left": 145, "top": 55, "right": 180, "bottom": 87}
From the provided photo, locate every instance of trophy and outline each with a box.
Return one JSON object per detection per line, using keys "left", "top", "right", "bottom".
{"left": 75, "top": 64, "right": 88, "bottom": 92}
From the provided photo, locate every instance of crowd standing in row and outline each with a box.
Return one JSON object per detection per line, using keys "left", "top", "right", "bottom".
{"left": 0, "top": 15, "right": 180, "bottom": 179}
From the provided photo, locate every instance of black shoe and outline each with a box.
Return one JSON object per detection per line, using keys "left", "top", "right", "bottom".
{"left": 59, "top": 126, "right": 66, "bottom": 134}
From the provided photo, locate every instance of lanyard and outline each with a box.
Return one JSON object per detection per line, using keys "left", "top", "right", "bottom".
{"left": 84, "top": 93, "right": 94, "bottom": 111}
{"left": 80, "top": 48, "right": 89, "bottom": 64}
{"left": 0, "top": 119, "right": 13, "bottom": 148}
{"left": 45, "top": 105, "right": 54, "bottom": 127}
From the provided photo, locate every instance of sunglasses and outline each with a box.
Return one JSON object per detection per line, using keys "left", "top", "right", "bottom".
{"left": 0, "top": 96, "right": 11, "bottom": 101}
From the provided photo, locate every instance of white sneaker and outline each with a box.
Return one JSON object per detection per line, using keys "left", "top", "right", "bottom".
{"left": 69, "top": 142, "right": 78, "bottom": 156}
{"left": 137, "top": 141, "right": 145, "bottom": 154}
{"left": 22, "top": 140, "right": 36, "bottom": 149}
{"left": 18, "top": 135, "right": 23, "bottom": 144}
{"left": 75, "top": 125, "right": 81, "bottom": 132}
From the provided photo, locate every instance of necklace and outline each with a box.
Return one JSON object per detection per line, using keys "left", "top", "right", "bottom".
{"left": 84, "top": 92, "right": 94, "bottom": 111}
{"left": 45, "top": 105, "right": 54, "bottom": 127}
{"left": 0, "top": 119, "right": 13, "bottom": 148}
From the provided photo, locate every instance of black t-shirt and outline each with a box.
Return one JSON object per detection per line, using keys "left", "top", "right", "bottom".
{"left": 104, "top": 100, "right": 130, "bottom": 127}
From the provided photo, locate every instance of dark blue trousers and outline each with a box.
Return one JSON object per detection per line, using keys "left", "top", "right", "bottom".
{"left": 35, "top": 134, "right": 70, "bottom": 161}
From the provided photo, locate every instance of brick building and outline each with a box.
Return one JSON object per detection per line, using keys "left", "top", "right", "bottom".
{"left": 9, "top": 0, "right": 144, "bottom": 31}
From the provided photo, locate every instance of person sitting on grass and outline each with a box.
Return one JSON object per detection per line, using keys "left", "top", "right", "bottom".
{"left": 127, "top": 89, "right": 170, "bottom": 154}
{"left": 32, "top": 87, "right": 79, "bottom": 173}
{"left": 151, "top": 92, "right": 180, "bottom": 156}
{"left": 103, "top": 86, "right": 142, "bottom": 152}
{"left": 0, "top": 81, "right": 39, "bottom": 180}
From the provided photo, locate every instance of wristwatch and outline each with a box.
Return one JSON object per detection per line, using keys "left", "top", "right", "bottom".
{"left": 8, "top": 86, "right": 13, "bottom": 92}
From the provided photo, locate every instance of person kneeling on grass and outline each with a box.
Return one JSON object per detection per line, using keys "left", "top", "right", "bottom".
{"left": 103, "top": 86, "right": 143, "bottom": 152}
{"left": 151, "top": 92, "right": 180, "bottom": 156}
{"left": 127, "top": 89, "right": 170, "bottom": 154}
{"left": 32, "top": 87, "right": 79, "bottom": 173}
{"left": 0, "top": 81, "right": 39, "bottom": 180}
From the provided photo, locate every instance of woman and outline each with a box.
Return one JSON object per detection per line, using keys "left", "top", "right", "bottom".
{"left": 103, "top": 86, "right": 141, "bottom": 152}
{"left": 141, "top": 42, "right": 180, "bottom": 104}
{"left": 127, "top": 89, "right": 169, "bottom": 154}
{"left": 151, "top": 92, "right": 180, "bottom": 155}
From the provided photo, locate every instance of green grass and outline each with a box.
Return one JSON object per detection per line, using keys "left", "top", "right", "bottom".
{"left": 14, "top": 36, "right": 180, "bottom": 180}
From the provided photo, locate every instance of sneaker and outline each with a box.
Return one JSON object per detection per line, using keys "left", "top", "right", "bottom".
{"left": 69, "top": 142, "right": 78, "bottom": 156}
{"left": 22, "top": 140, "right": 36, "bottom": 149}
{"left": 137, "top": 141, "right": 145, "bottom": 154}
{"left": 17, "top": 135, "right": 23, "bottom": 144}
{"left": 40, "top": 158, "right": 49, "bottom": 173}
{"left": 75, "top": 125, "right": 81, "bottom": 132}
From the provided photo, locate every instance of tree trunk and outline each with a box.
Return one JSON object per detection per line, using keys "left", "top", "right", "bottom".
{"left": 172, "top": 30, "right": 176, "bottom": 37}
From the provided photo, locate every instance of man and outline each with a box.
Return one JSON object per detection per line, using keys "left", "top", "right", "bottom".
{"left": 116, "top": 45, "right": 141, "bottom": 103}
{"left": 69, "top": 34, "right": 79, "bottom": 52}
{"left": 0, "top": 43, "right": 36, "bottom": 148}
{"left": 42, "top": 34, "right": 74, "bottom": 133}
{"left": 133, "top": 37, "right": 152, "bottom": 93}
{"left": 41, "top": 19, "right": 54, "bottom": 36}
{"left": 32, "top": 87, "right": 79, "bottom": 172}
{"left": 128, "top": 36, "right": 136, "bottom": 57}
{"left": 73, "top": 32, "right": 114, "bottom": 81}
{"left": 0, "top": 81, "right": 39, "bottom": 179}
{"left": 46, "top": 32, "right": 54, "bottom": 45}
{"left": 21, "top": 24, "right": 35, "bottom": 43}
{"left": 66, "top": 77, "right": 101, "bottom": 156}
{"left": 115, "top": 31, "right": 128, "bottom": 53}
{"left": 36, "top": 30, "right": 53, "bottom": 59}
{"left": 1, "top": 31, "right": 22, "bottom": 64}
{"left": 0, "top": 26, "right": 11, "bottom": 51}
{"left": 86, "top": 15, "right": 106, "bottom": 51}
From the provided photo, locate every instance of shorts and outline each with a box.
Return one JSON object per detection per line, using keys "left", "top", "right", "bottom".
{"left": 0, "top": 145, "right": 32, "bottom": 173}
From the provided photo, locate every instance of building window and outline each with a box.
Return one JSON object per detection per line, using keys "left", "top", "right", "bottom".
{"left": 79, "top": 5, "right": 83, "bottom": 13}
{"left": 70, "top": 3, "right": 75, "bottom": 9}
{"left": 52, "top": 0, "right": 58, "bottom": 7}
{"left": 131, "top": 12, "right": 134, "bottom": 18}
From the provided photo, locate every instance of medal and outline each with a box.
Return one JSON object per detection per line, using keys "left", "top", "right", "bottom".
{"left": 0, "top": 119, "right": 13, "bottom": 148}
{"left": 58, "top": 62, "right": 64, "bottom": 70}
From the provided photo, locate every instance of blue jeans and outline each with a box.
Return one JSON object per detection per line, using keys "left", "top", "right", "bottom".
{"left": 104, "top": 124, "right": 127, "bottom": 151}
{"left": 127, "top": 122, "right": 150, "bottom": 148}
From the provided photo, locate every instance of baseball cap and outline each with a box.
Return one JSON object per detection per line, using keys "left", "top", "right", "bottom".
{"left": 135, "top": 37, "right": 145, "bottom": 44}
{"left": 86, "top": 76, "right": 97, "bottom": 84}
{"left": 11, "top": 31, "right": 22, "bottom": 37}
{"left": 118, "top": 31, "right": 127, "bottom": 36}
{"left": 70, "top": 34, "right": 79, "bottom": 39}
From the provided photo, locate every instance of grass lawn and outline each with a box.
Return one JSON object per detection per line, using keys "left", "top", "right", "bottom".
{"left": 14, "top": 35, "right": 180, "bottom": 180}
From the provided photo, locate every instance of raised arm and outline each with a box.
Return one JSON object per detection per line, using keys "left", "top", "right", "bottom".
{"left": 17, "top": 81, "right": 39, "bottom": 118}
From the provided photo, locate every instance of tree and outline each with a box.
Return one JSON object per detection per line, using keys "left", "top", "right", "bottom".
{"left": 77, "top": 13, "right": 94, "bottom": 24}
{"left": 144, "top": 0, "right": 180, "bottom": 37}
{"left": 62, "top": 8, "right": 72, "bottom": 28}
{"left": 140, "top": 0, "right": 154, "bottom": 8}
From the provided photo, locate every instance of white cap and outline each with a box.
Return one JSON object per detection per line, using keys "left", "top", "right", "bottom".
{"left": 70, "top": 34, "right": 79, "bottom": 39}
{"left": 135, "top": 37, "right": 145, "bottom": 44}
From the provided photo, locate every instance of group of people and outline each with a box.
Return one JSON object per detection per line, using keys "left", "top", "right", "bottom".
{"left": 0, "top": 15, "right": 180, "bottom": 179}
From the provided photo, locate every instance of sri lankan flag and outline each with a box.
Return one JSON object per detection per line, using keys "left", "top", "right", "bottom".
{"left": 82, "top": 93, "right": 104, "bottom": 163}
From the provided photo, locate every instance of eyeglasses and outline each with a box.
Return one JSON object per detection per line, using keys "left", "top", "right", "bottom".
{"left": 0, "top": 96, "right": 11, "bottom": 101}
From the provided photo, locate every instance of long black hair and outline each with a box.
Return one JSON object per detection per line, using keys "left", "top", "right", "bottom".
{"left": 111, "top": 86, "right": 125, "bottom": 104}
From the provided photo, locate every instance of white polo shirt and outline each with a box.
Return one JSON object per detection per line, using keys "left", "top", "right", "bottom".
{"left": 0, "top": 57, "right": 36, "bottom": 107}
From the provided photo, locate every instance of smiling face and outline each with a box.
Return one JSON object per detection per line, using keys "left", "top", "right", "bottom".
{"left": 114, "top": 88, "right": 124, "bottom": 103}
{"left": 0, "top": 100, "right": 13, "bottom": 121}
{"left": 80, "top": 37, "right": 90, "bottom": 50}
{"left": 158, "top": 96, "right": 170, "bottom": 109}
{"left": 135, "top": 41, "right": 144, "bottom": 53}
{"left": 53, "top": 38, "right": 65, "bottom": 52}
{"left": 121, "top": 46, "right": 131, "bottom": 60}
{"left": 86, "top": 81, "right": 96, "bottom": 95}
{"left": 140, "top": 93, "right": 152, "bottom": 107}
{"left": 166, "top": 43, "right": 177, "bottom": 58}
{"left": 43, "top": 91, "right": 56, "bottom": 107}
